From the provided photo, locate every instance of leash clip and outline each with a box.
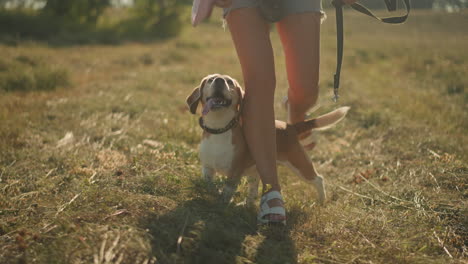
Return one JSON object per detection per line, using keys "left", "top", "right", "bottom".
{"left": 332, "top": 88, "right": 340, "bottom": 102}
{"left": 333, "top": 72, "right": 340, "bottom": 102}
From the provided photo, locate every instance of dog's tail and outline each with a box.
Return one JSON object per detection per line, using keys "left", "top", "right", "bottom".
{"left": 293, "top": 106, "right": 350, "bottom": 134}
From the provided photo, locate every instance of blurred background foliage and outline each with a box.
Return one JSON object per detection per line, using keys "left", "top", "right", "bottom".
{"left": 0, "top": 0, "right": 465, "bottom": 45}
{"left": 42, "top": 0, "right": 111, "bottom": 25}
{"left": 0, "top": 0, "right": 192, "bottom": 44}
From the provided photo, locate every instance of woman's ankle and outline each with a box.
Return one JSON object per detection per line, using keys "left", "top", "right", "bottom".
{"left": 262, "top": 183, "right": 281, "bottom": 194}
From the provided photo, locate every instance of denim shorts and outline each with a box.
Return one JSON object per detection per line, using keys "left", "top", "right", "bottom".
{"left": 223, "top": 0, "right": 324, "bottom": 19}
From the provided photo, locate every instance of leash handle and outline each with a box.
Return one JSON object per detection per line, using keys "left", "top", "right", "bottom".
{"left": 331, "top": 0, "right": 411, "bottom": 102}
{"left": 350, "top": 0, "right": 411, "bottom": 24}
{"left": 384, "top": 0, "right": 397, "bottom": 11}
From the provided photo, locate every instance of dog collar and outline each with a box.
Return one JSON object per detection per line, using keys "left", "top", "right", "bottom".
{"left": 199, "top": 116, "right": 238, "bottom": 134}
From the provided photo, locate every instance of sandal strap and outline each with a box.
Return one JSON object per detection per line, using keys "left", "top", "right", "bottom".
{"left": 260, "top": 190, "right": 283, "bottom": 203}
{"left": 259, "top": 205, "right": 285, "bottom": 218}
{"left": 258, "top": 191, "right": 286, "bottom": 219}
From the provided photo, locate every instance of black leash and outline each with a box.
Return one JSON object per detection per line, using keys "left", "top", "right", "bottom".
{"left": 332, "top": 0, "right": 344, "bottom": 102}
{"left": 331, "top": 0, "right": 411, "bottom": 102}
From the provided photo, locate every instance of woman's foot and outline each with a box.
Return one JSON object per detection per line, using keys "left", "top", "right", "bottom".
{"left": 258, "top": 189, "right": 286, "bottom": 225}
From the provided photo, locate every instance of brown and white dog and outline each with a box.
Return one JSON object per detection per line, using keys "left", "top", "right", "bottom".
{"left": 186, "top": 73, "right": 349, "bottom": 205}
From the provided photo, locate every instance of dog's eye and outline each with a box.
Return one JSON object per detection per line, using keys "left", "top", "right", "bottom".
{"left": 226, "top": 79, "right": 234, "bottom": 85}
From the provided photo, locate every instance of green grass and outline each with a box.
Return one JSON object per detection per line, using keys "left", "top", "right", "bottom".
{"left": 0, "top": 55, "right": 69, "bottom": 92}
{"left": 0, "top": 9, "right": 467, "bottom": 264}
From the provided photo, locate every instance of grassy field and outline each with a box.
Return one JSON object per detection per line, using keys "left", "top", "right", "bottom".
{"left": 0, "top": 8, "right": 467, "bottom": 264}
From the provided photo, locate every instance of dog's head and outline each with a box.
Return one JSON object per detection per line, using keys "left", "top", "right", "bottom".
{"left": 186, "top": 74, "right": 243, "bottom": 116}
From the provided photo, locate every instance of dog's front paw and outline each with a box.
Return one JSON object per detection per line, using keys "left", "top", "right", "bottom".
{"left": 202, "top": 167, "right": 215, "bottom": 182}
{"left": 221, "top": 185, "right": 235, "bottom": 203}
{"left": 312, "top": 175, "right": 326, "bottom": 205}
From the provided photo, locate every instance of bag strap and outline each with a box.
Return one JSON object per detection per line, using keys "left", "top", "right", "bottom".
{"left": 331, "top": 0, "right": 411, "bottom": 102}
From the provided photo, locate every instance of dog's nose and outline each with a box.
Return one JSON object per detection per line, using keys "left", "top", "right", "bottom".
{"left": 214, "top": 78, "right": 225, "bottom": 87}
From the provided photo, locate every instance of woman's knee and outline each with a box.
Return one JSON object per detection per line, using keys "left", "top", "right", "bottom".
{"left": 243, "top": 71, "right": 276, "bottom": 94}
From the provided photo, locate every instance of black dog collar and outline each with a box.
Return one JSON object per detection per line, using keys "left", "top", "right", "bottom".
{"left": 199, "top": 116, "right": 238, "bottom": 134}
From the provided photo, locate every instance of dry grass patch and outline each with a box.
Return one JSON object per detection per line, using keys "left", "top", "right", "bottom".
{"left": 0, "top": 9, "right": 467, "bottom": 264}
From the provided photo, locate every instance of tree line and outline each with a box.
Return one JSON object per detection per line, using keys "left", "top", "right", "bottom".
{"left": 0, "top": 0, "right": 192, "bottom": 44}
{"left": 0, "top": 0, "right": 464, "bottom": 44}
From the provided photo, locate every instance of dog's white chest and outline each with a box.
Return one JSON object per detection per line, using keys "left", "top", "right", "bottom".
{"left": 199, "top": 131, "right": 235, "bottom": 174}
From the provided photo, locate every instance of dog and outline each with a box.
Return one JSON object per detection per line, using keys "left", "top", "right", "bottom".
{"left": 186, "top": 73, "right": 349, "bottom": 206}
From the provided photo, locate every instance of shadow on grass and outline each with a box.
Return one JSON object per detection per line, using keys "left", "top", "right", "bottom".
{"left": 140, "top": 179, "right": 300, "bottom": 264}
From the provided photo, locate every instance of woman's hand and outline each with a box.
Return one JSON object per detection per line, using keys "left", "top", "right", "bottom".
{"left": 214, "top": 0, "right": 232, "bottom": 8}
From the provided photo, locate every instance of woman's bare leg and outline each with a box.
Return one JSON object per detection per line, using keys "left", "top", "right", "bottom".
{"left": 277, "top": 12, "right": 322, "bottom": 124}
{"left": 227, "top": 8, "right": 278, "bottom": 189}
{"left": 227, "top": 8, "right": 284, "bottom": 221}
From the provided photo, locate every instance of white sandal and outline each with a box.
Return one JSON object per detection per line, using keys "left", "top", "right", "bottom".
{"left": 257, "top": 190, "right": 286, "bottom": 225}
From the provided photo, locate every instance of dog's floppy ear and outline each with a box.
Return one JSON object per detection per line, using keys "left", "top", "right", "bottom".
{"left": 186, "top": 86, "right": 201, "bottom": 114}
{"left": 186, "top": 78, "right": 207, "bottom": 114}
{"left": 234, "top": 80, "right": 244, "bottom": 112}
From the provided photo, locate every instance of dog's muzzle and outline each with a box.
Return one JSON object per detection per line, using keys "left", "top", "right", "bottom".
{"left": 207, "top": 97, "right": 232, "bottom": 109}
{"left": 201, "top": 77, "right": 234, "bottom": 115}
